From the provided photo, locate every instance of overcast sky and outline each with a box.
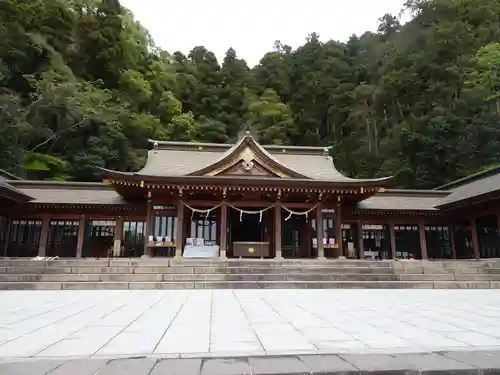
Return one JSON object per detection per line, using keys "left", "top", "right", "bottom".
{"left": 120, "top": 0, "right": 409, "bottom": 67}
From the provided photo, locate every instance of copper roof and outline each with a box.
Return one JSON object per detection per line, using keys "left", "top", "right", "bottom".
{"left": 2, "top": 180, "right": 454, "bottom": 212}
{"left": 9, "top": 181, "right": 127, "bottom": 205}
{"left": 435, "top": 167, "right": 500, "bottom": 208}
{"left": 138, "top": 136, "right": 391, "bottom": 183}
{"left": 358, "top": 190, "right": 450, "bottom": 211}
{"left": 0, "top": 180, "right": 33, "bottom": 202}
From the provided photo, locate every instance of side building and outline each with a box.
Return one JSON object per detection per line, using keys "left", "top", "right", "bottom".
{"left": 1, "top": 132, "right": 499, "bottom": 260}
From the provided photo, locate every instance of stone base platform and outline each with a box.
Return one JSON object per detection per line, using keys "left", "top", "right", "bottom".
{"left": 1, "top": 258, "right": 500, "bottom": 290}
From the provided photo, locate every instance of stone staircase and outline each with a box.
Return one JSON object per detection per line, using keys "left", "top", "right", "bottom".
{"left": 1, "top": 258, "right": 500, "bottom": 290}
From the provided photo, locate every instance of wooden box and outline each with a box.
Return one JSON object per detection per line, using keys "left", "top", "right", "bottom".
{"left": 233, "top": 241, "right": 270, "bottom": 258}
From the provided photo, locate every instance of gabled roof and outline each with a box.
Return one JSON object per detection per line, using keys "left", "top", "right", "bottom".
{"left": 126, "top": 133, "right": 392, "bottom": 184}
{"left": 435, "top": 166, "right": 500, "bottom": 209}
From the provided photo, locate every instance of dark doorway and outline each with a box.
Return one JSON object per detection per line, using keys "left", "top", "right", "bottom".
{"left": 228, "top": 207, "right": 269, "bottom": 257}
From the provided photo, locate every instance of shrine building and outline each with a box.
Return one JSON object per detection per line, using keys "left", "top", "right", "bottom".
{"left": 1, "top": 131, "right": 500, "bottom": 261}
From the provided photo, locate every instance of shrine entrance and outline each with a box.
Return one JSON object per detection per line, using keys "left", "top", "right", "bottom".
{"left": 228, "top": 206, "right": 272, "bottom": 258}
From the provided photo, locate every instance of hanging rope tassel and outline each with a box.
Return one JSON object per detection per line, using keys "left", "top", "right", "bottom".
{"left": 259, "top": 210, "right": 263, "bottom": 223}
{"left": 240, "top": 210, "right": 243, "bottom": 222}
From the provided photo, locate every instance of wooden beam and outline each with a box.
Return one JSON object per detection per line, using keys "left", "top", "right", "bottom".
{"left": 471, "top": 216, "right": 480, "bottom": 259}
{"left": 113, "top": 216, "right": 124, "bottom": 257}
{"left": 2, "top": 217, "right": 11, "bottom": 257}
{"left": 76, "top": 216, "right": 86, "bottom": 258}
{"left": 419, "top": 221, "right": 428, "bottom": 260}
{"left": 316, "top": 204, "right": 325, "bottom": 259}
{"left": 274, "top": 204, "right": 282, "bottom": 259}
{"left": 175, "top": 200, "right": 184, "bottom": 258}
{"left": 357, "top": 221, "right": 364, "bottom": 260}
{"left": 37, "top": 215, "right": 50, "bottom": 257}
{"left": 389, "top": 221, "right": 396, "bottom": 259}
{"left": 450, "top": 225, "right": 457, "bottom": 259}
{"left": 336, "top": 203, "right": 343, "bottom": 258}
{"left": 220, "top": 203, "right": 228, "bottom": 259}
{"left": 144, "top": 194, "right": 153, "bottom": 257}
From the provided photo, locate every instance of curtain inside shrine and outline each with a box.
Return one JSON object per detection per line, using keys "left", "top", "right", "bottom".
{"left": 454, "top": 221, "right": 474, "bottom": 259}
{"left": 362, "top": 224, "right": 391, "bottom": 259}
{"left": 6, "top": 219, "right": 42, "bottom": 257}
{"left": 123, "top": 220, "right": 145, "bottom": 257}
{"left": 476, "top": 215, "right": 500, "bottom": 258}
{"left": 82, "top": 220, "right": 116, "bottom": 258}
{"left": 47, "top": 220, "right": 79, "bottom": 257}
{"left": 0, "top": 216, "right": 9, "bottom": 256}
{"left": 152, "top": 213, "right": 177, "bottom": 257}
{"left": 394, "top": 224, "right": 421, "bottom": 259}
{"left": 425, "top": 225, "right": 452, "bottom": 259}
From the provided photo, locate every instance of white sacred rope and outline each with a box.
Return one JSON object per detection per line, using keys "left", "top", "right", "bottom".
{"left": 181, "top": 201, "right": 223, "bottom": 220}
{"left": 227, "top": 203, "right": 276, "bottom": 223}
{"left": 281, "top": 205, "right": 318, "bottom": 221}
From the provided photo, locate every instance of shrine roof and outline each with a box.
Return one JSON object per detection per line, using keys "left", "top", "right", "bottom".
{"left": 102, "top": 135, "right": 392, "bottom": 185}
{"left": 435, "top": 166, "right": 500, "bottom": 209}
{"left": 358, "top": 189, "right": 450, "bottom": 212}
{"left": 8, "top": 180, "right": 127, "bottom": 205}
{"left": 0, "top": 171, "right": 32, "bottom": 202}
{"left": 3, "top": 179, "right": 452, "bottom": 212}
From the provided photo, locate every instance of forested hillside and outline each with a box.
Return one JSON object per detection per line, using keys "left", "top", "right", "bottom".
{"left": 1, "top": 0, "right": 500, "bottom": 188}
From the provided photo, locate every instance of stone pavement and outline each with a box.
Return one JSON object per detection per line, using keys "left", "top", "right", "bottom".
{"left": 2, "top": 290, "right": 500, "bottom": 359}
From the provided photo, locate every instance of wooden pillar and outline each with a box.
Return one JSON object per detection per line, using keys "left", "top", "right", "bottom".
{"left": 3, "top": 217, "right": 11, "bottom": 257}
{"left": 37, "top": 215, "right": 50, "bottom": 257}
{"left": 219, "top": 203, "right": 228, "bottom": 259}
{"left": 144, "top": 193, "right": 153, "bottom": 257}
{"left": 419, "top": 221, "right": 428, "bottom": 260}
{"left": 389, "top": 221, "right": 396, "bottom": 259}
{"left": 303, "top": 217, "right": 312, "bottom": 258}
{"left": 274, "top": 204, "right": 282, "bottom": 259}
{"left": 450, "top": 225, "right": 457, "bottom": 259}
{"left": 175, "top": 200, "right": 184, "bottom": 258}
{"left": 113, "top": 216, "right": 124, "bottom": 257}
{"left": 335, "top": 202, "right": 343, "bottom": 258}
{"left": 357, "top": 221, "right": 364, "bottom": 260}
{"left": 316, "top": 204, "right": 325, "bottom": 259}
{"left": 76, "top": 216, "right": 86, "bottom": 258}
{"left": 471, "top": 217, "right": 480, "bottom": 259}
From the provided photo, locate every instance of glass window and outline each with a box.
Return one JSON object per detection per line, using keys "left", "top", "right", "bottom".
{"left": 189, "top": 212, "right": 217, "bottom": 244}
{"left": 153, "top": 215, "right": 177, "bottom": 243}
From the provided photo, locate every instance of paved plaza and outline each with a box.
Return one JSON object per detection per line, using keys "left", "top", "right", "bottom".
{"left": 1, "top": 289, "right": 500, "bottom": 359}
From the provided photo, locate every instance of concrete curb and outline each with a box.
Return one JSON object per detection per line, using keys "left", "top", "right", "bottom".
{"left": 1, "top": 350, "right": 500, "bottom": 375}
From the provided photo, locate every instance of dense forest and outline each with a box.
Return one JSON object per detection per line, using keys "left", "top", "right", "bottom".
{"left": 1, "top": 0, "right": 500, "bottom": 188}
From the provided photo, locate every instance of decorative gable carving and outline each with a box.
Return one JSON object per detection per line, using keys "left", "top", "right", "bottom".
{"left": 187, "top": 133, "right": 308, "bottom": 179}
{"left": 218, "top": 157, "right": 279, "bottom": 177}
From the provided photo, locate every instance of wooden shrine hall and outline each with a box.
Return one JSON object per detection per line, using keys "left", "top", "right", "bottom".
{"left": 2, "top": 131, "right": 500, "bottom": 260}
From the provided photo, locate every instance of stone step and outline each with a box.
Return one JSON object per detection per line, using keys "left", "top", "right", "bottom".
{"left": 0, "top": 259, "right": 392, "bottom": 267}
{"left": 0, "top": 265, "right": 397, "bottom": 274}
{"left": 0, "top": 280, "right": 498, "bottom": 290}
{"left": 1, "top": 273, "right": 500, "bottom": 283}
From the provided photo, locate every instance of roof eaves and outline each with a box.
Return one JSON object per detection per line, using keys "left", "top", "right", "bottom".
{"left": 0, "top": 169, "right": 22, "bottom": 180}
{"left": 382, "top": 189, "right": 451, "bottom": 197}
{"left": 435, "top": 166, "right": 500, "bottom": 190}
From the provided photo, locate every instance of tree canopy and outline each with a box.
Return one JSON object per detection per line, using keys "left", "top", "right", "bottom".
{"left": 1, "top": 0, "right": 500, "bottom": 188}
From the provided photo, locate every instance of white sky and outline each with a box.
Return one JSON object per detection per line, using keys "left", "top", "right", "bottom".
{"left": 120, "top": 0, "right": 410, "bottom": 67}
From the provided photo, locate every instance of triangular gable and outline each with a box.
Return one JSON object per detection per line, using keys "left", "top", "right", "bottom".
{"left": 187, "top": 133, "right": 309, "bottom": 179}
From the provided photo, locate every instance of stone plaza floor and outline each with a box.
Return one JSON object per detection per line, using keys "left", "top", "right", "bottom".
{"left": 1, "top": 289, "right": 500, "bottom": 359}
